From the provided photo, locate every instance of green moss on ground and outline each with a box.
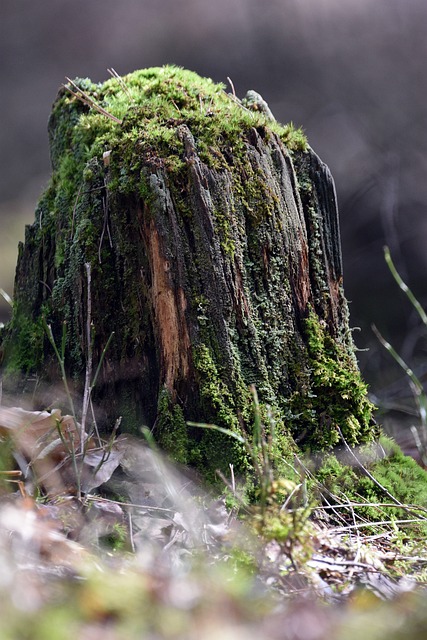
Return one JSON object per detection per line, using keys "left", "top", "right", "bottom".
{"left": 314, "top": 435, "right": 427, "bottom": 534}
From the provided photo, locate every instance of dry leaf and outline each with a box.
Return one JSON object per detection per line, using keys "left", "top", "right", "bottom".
{"left": 0, "top": 407, "right": 95, "bottom": 495}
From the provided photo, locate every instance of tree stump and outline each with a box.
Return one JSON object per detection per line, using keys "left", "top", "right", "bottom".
{"left": 0, "top": 67, "right": 375, "bottom": 477}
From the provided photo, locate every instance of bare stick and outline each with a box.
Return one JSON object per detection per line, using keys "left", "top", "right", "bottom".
{"left": 227, "top": 76, "right": 236, "bottom": 99}
{"left": 81, "top": 262, "right": 93, "bottom": 451}
{"left": 337, "top": 426, "right": 405, "bottom": 508}
{"left": 331, "top": 517, "right": 423, "bottom": 533}
{"left": 90, "top": 397, "right": 102, "bottom": 446}
{"left": 229, "top": 463, "right": 236, "bottom": 495}
{"left": 107, "top": 68, "right": 135, "bottom": 103}
{"left": 64, "top": 78, "right": 122, "bottom": 124}
{"left": 128, "top": 510, "right": 135, "bottom": 553}
{"left": 43, "top": 319, "right": 77, "bottom": 423}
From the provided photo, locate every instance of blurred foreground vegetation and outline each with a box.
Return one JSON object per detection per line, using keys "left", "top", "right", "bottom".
{"left": 0, "top": 398, "right": 427, "bottom": 639}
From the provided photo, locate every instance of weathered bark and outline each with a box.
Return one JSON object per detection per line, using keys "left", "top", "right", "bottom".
{"left": 0, "top": 67, "right": 375, "bottom": 476}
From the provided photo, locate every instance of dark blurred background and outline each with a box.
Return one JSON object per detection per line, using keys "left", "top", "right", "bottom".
{"left": 1, "top": 0, "right": 426, "bottom": 402}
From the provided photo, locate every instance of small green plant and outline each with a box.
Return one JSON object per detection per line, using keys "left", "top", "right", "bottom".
{"left": 188, "top": 386, "right": 313, "bottom": 552}
{"left": 99, "top": 522, "right": 129, "bottom": 552}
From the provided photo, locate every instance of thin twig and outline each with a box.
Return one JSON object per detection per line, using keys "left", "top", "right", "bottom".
{"left": 81, "top": 262, "right": 92, "bottom": 451}
{"left": 215, "top": 468, "right": 249, "bottom": 513}
{"left": 90, "top": 397, "right": 101, "bottom": 446}
{"left": 337, "top": 426, "right": 404, "bottom": 508}
{"left": 227, "top": 76, "right": 236, "bottom": 99}
{"left": 281, "top": 484, "right": 302, "bottom": 512}
{"left": 128, "top": 510, "right": 135, "bottom": 553}
{"left": 315, "top": 501, "right": 427, "bottom": 515}
{"left": 309, "top": 556, "right": 383, "bottom": 572}
{"left": 162, "top": 529, "right": 180, "bottom": 552}
{"left": 64, "top": 78, "right": 122, "bottom": 124}
{"left": 39, "top": 280, "right": 52, "bottom": 295}
{"left": 92, "top": 417, "right": 122, "bottom": 477}
{"left": 229, "top": 463, "right": 236, "bottom": 495}
{"left": 85, "top": 493, "right": 175, "bottom": 514}
{"left": 410, "top": 425, "right": 427, "bottom": 466}
{"left": 331, "top": 518, "right": 424, "bottom": 533}
{"left": 348, "top": 499, "right": 362, "bottom": 578}
{"left": 107, "top": 68, "right": 135, "bottom": 103}
{"left": 91, "top": 331, "right": 114, "bottom": 390}
{"left": 43, "top": 319, "right": 77, "bottom": 422}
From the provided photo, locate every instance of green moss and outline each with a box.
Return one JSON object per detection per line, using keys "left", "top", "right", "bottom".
{"left": 51, "top": 66, "right": 307, "bottom": 200}
{"left": 193, "top": 343, "right": 241, "bottom": 431}
{"left": 190, "top": 341, "right": 300, "bottom": 485}
{"left": 156, "top": 387, "right": 189, "bottom": 465}
{"left": 314, "top": 436, "right": 427, "bottom": 534}
{"left": 366, "top": 436, "right": 427, "bottom": 515}
{"left": 315, "top": 452, "right": 359, "bottom": 496}
{"left": 190, "top": 343, "right": 249, "bottom": 480}
{"left": 2, "top": 303, "right": 46, "bottom": 374}
{"left": 289, "top": 309, "right": 376, "bottom": 450}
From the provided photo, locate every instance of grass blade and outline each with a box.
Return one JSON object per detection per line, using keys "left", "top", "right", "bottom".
{"left": 187, "top": 421, "right": 246, "bottom": 444}
{"left": 384, "top": 246, "right": 427, "bottom": 325}
{"left": 372, "top": 324, "right": 427, "bottom": 426}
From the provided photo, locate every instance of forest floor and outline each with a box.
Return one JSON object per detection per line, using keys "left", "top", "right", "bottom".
{"left": 1, "top": 403, "right": 427, "bottom": 640}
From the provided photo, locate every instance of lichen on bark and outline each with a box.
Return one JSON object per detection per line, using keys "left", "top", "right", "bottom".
{"left": 0, "top": 66, "right": 376, "bottom": 478}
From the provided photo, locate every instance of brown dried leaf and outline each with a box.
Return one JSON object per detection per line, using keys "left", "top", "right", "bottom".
{"left": 0, "top": 407, "right": 95, "bottom": 495}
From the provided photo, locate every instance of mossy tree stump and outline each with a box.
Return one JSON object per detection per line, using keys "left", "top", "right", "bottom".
{"left": 0, "top": 67, "right": 375, "bottom": 477}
